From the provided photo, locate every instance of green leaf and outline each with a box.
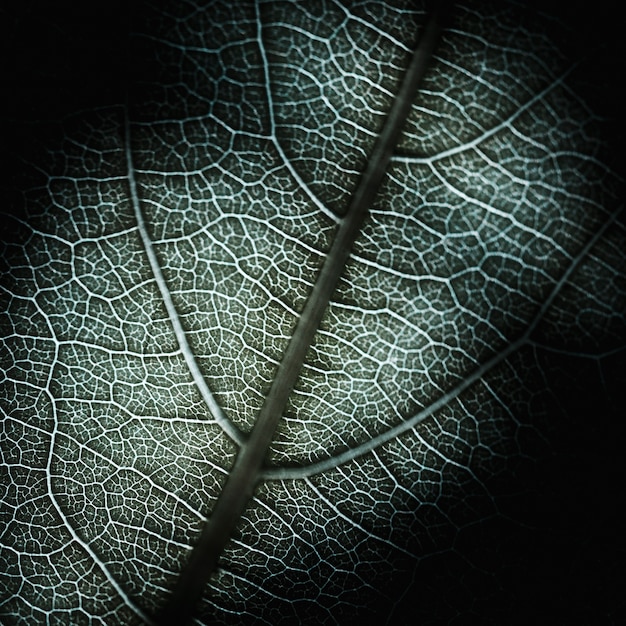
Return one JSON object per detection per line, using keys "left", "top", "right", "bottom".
{"left": 1, "top": 1, "right": 624, "bottom": 624}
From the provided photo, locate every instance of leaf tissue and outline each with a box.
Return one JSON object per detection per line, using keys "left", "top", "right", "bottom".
{"left": 1, "top": 1, "right": 624, "bottom": 625}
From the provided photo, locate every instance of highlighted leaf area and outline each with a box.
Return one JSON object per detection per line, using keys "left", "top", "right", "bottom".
{"left": 1, "top": 1, "right": 624, "bottom": 625}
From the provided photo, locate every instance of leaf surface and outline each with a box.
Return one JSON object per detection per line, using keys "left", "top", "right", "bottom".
{"left": 1, "top": 1, "right": 625, "bottom": 624}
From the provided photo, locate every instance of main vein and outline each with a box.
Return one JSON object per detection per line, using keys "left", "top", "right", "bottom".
{"left": 156, "top": 6, "right": 446, "bottom": 624}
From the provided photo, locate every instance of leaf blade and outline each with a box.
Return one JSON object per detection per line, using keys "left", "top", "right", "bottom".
{"left": 156, "top": 7, "right": 446, "bottom": 623}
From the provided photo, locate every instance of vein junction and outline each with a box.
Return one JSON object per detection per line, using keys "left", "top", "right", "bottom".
{"left": 155, "top": 7, "right": 446, "bottom": 625}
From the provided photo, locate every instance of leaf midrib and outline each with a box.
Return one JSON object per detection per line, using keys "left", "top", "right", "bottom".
{"left": 153, "top": 6, "right": 445, "bottom": 625}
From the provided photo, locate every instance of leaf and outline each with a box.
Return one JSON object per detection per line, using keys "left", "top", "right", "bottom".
{"left": 1, "top": 1, "right": 625, "bottom": 625}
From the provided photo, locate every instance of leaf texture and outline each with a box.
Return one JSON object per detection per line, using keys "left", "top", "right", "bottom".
{"left": 1, "top": 1, "right": 625, "bottom": 625}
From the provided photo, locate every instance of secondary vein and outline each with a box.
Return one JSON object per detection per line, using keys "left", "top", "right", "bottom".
{"left": 261, "top": 202, "right": 625, "bottom": 481}
{"left": 124, "top": 111, "right": 245, "bottom": 446}
{"left": 155, "top": 6, "right": 446, "bottom": 624}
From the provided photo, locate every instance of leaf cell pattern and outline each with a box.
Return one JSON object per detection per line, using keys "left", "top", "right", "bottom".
{"left": 1, "top": 1, "right": 624, "bottom": 625}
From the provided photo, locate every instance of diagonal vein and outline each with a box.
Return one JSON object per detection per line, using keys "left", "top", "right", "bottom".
{"left": 391, "top": 65, "right": 576, "bottom": 164}
{"left": 262, "top": 202, "right": 625, "bottom": 481}
{"left": 124, "top": 111, "right": 245, "bottom": 446}
{"left": 256, "top": 1, "right": 338, "bottom": 223}
{"left": 155, "top": 5, "right": 447, "bottom": 624}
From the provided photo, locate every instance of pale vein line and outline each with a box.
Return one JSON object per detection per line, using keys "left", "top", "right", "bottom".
{"left": 256, "top": 1, "right": 340, "bottom": 223}
{"left": 54, "top": 430, "right": 208, "bottom": 520}
{"left": 160, "top": 212, "right": 326, "bottom": 261}
{"left": 526, "top": 340, "right": 626, "bottom": 359}
{"left": 427, "top": 163, "right": 565, "bottom": 252}
{"left": 304, "top": 477, "right": 415, "bottom": 558}
{"left": 44, "top": 387, "right": 155, "bottom": 625}
{"left": 123, "top": 108, "right": 245, "bottom": 446}
{"left": 332, "top": 0, "right": 417, "bottom": 52}
{"left": 262, "top": 204, "right": 624, "bottom": 480}
{"left": 391, "top": 65, "right": 576, "bottom": 165}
